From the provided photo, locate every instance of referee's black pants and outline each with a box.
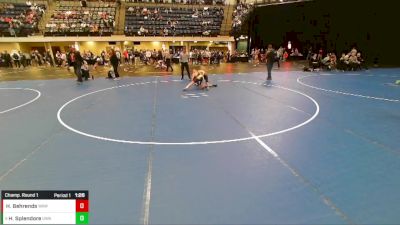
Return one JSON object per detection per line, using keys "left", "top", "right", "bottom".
{"left": 267, "top": 62, "right": 273, "bottom": 80}
{"left": 181, "top": 62, "right": 190, "bottom": 79}
{"left": 112, "top": 63, "right": 120, "bottom": 78}
{"left": 166, "top": 59, "right": 173, "bottom": 71}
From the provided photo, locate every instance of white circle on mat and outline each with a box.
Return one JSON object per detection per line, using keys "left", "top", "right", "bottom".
{"left": 0, "top": 88, "right": 41, "bottom": 114}
{"left": 297, "top": 74, "right": 399, "bottom": 102}
{"left": 57, "top": 80, "right": 320, "bottom": 145}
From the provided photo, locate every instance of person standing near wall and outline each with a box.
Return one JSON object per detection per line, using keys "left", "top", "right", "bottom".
{"left": 115, "top": 49, "right": 122, "bottom": 66}
{"left": 6, "top": 51, "right": 13, "bottom": 68}
{"left": 165, "top": 50, "right": 173, "bottom": 72}
{"left": 110, "top": 49, "right": 120, "bottom": 80}
{"left": 74, "top": 51, "right": 84, "bottom": 83}
{"left": 67, "top": 48, "right": 83, "bottom": 83}
{"left": 67, "top": 48, "right": 75, "bottom": 71}
{"left": 12, "top": 52, "right": 20, "bottom": 68}
{"left": 19, "top": 51, "right": 27, "bottom": 68}
{"left": 266, "top": 44, "right": 276, "bottom": 81}
{"left": 25, "top": 52, "right": 31, "bottom": 66}
{"left": 45, "top": 50, "right": 54, "bottom": 67}
{"left": 180, "top": 49, "right": 190, "bottom": 80}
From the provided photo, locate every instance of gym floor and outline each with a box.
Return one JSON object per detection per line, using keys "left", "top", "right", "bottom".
{"left": 0, "top": 63, "right": 399, "bottom": 224}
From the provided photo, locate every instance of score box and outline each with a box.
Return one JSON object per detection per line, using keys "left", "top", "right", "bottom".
{"left": 1, "top": 191, "right": 89, "bottom": 224}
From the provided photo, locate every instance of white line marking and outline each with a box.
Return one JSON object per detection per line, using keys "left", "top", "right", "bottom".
{"left": 297, "top": 75, "right": 399, "bottom": 102}
{"left": 250, "top": 132, "right": 278, "bottom": 157}
{"left": 231, "top": 81, "right": 313, "bottom": 117}
{"left": 206, "top": 91, "right": 352, "bottom": 223}
{"left": 171, "top": 80, "right": 181, "bottom": 82}
{"left": 57, "top": 81, "right": 320, "bottom": 145}
{"left": 0, "top": 159, "right": 27, "bottom": 182}
{"left": 159, "top": 81, "right": 169, "bottom": 83}
{"left": 142, "top": 153, "right": 153, "bottom": 225}
{"left": 141, "top": 78, "right": 158, "bottom": 225}
{"left": 249, "top": 132, "right": 354, "bottom": 224}
{"left": 288, "top": 106, "right": 305, "bottom": 113}
{"left": 0, "top": 88, "right": 41, "bottom": 114}
{"left": 384, "top": 83, "right": 400, "bottom": 87}
{"left": 0, "top": 134, "right": 53, "bottom": 183}
{"left": 342, "top": 73, "right": 361, "bottom": 76}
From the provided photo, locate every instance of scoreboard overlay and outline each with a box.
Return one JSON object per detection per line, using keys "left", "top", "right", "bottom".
{"left": 1, "top": 191, "right": 89, "bottom": 224}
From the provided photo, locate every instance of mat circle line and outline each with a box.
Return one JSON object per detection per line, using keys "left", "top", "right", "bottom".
{"left": 0, "top": 88, "right": 42, "bottom": 114}
{"left": 297, "top": 74, "right": 400, "bottom": 102}
{"left": 57, "top": 80, "right": 320, "bottom": 145}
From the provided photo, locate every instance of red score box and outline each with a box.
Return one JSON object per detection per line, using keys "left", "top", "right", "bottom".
{"left": 76, "top": 199, "right": 89, "bottom": 212}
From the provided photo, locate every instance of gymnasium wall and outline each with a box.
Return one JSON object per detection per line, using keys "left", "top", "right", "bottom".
{"left": 0, "top": 43, "right": 20, "bottom": 53}
{"left": 1, "top": 41, "right": 229, "bottom": 55}
{"left": 79, "top": 42, "right": 111, "bottom": 55}
{"left": 133, "top": 42, "right": 165, "bottom": 51}
{"left": 19, "top": 43, "right": 47, "bottom": 53}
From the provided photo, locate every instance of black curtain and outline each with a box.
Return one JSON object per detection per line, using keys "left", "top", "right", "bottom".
{"left": 250, "top": 0, "right": 400, "bottom": 65}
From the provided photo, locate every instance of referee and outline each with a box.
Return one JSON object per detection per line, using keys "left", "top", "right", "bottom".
{"left": 180, "top": 49, "right": 191, "bottom": 80}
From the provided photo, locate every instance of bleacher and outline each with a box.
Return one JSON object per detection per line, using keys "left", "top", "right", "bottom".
{"left": 0, "top": 3, "right": 45, "bottom": 37}
{"left": 44, "top": 3, "right": 116, "bottom": 37}
{"left": 125, "top": 0, "right": 225, "bottom": 5}
{"left": 125, "top": 6, "right": 223, "bottom": 37}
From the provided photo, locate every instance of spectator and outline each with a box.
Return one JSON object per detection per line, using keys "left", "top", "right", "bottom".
{"left": 321, "top": 53, "right": 331, "bottom": 69}
{"left": 3, "top": 51, "right": 12, "bottom": 68}
{"left": 109, "top": 49, "right": 120, "bottom": 80}
{"left": 329, "top": 53, "right": 337, "bottom": 70}
{"left": 45, "top": 3, "right": 115, "bottom": 36}
{"left": 12, "top": 52, "right": 21, "bottom": 68}
{"left": 348, "top": 53, "right": 359, "bottom": 71}
{"left": 290, "top": 48, "right": 303, "bottom": 57}
{"left": 283, "top": 51, "right": 289, "bottom": 61}
{"left": 309, "top": 53, "right": 320, "bottom": 71}
{"left": 24, "top": 52, "right": 31, "bottom": 66}
{"left": 306, "top": 47, "right": 313, "bottom": 61}
{"left": 81, "top": 60, "right": 90, "bottom": 80}
{"left": 338, "top": 53, "right": 347, "bottom": 71}
{"left": 232, "top": 2, "right": 252, "bottom": 31}
{"left": 165, "top": 50, "right": 173, "bottom": 72}
{"left": 265, "top": 44, "right": 275, "bottom": 81}
{"left": 55, "top": 51, "right": 62, "bottom": 66}
{"left": 80, "top": 0, "right": 87, "bottom": 7}
{"left": 74, "top": 51, "right": 84, "bottom": 83}
{"left": 318, "top": 48, "right": 323, "bottom": 60}
{"left": 357, "top": 52, "right": 367, "bottom": 70}
{"left": 125, "top": 6, "right": 222, "bottom": 37}
{"left": 44, "top": 50, "right": 54, "bottom": 66}
{"left": 1, "top": 3, "right": 45, "bottom": 37}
